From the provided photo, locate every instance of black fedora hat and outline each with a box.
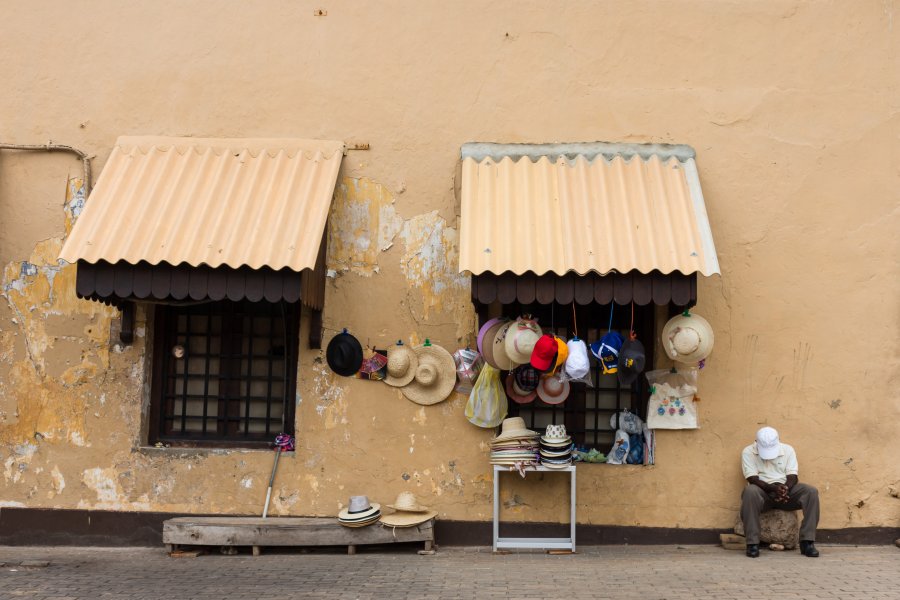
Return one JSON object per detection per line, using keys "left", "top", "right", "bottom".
{"left": 326, "top": 329, "right": 364, "bottom": 377}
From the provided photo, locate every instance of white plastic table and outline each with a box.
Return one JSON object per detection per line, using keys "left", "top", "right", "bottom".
{"left": 492, "top": 464, "right": 576, "bottom": 552}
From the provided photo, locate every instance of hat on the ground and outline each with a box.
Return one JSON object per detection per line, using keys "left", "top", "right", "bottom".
{"left": 326, "top": 330, "right": 364, "bottom": 377}
{"left": 381, "top": 492, "right": 437, "bottom": 528}
{"left": 484, "top": 320, "right": 516, "bottom": 371}
{"left": 565, "top": 337, "right": 590, "bottom": 379}
{"left": 338, "top": 495, "right": 381, "bottom": 521}
{"left": 530, "top": 334, "right": 558, "bottom": 372}
{"left": 505, "top": 317, "right": 542, "bottom": 365}
{"left": 591, "top": 331, "right": 624, "bottom": 374}
{"left": 756, "top": 427, "right": 780, "bottom": 460}
{"left": 536, "top": 375, "right": 570, "bottom": 405}
{"left": 617, "top": 337, "right": 646, "bottom": 386}
{"left": 383, "top": 341, "right": 418, "bottom": 387}
{"left": 400, "top": 340, "right": 457, "bottom": 405}
{"left": 492, "top": 417, "right": 538, "bottom": 442}
{"left": 387, "top": 491, "right": 431, "bottom": 513}
{"left": 661, "top": 312, "right": 714, "bottom": 364}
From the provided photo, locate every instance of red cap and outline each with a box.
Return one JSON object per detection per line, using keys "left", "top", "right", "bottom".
{"left": 530, "top": 334, "right": 558, "bottom": 372}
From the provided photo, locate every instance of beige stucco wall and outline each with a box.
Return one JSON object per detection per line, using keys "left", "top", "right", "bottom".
{"left": 1, "top": 1, "right": 898, "bottom": 531}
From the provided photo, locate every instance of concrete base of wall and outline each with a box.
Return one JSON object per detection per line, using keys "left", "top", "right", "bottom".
{"left": 1, "top": 508, "right": 897, "bottom": 547}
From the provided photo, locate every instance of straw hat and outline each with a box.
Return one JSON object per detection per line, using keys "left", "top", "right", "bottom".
{"left": 484, "top": 321, "right": 516, "bottom": 371}
{"left": 536, "top": 375, "right": 570, "bottom": 405}
{"left": 492, "top": 417, "right": 538, "bottom": 442}
{"left": 661, "top": 313, "right": 714, "bottom": 364}
{"left": 400, "top": 341, "right": 456, "bottom": 406}
{"left": 505, "top": 317, "right": 542, "bottom": 365}
{"left": 383, "top": 341, "right": 418, "bottom": 387}
{"left": 387, "top": 491, "right": 431, "bottom": 512}
{"left": 380, "top": 510, "right": 437, "bottom": 528}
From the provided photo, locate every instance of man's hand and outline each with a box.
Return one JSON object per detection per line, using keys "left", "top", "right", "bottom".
{"left": 771, "top": 483, "right": 790, "bottom": 504}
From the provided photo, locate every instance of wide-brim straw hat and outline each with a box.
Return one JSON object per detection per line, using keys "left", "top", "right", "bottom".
{"left": 383, "top": 341, "right": 418, "bottom": 387}
{"left": 380, "top": 510, "right": 438, "bottom": 528}
{"left": 400, "top": 342, "right": 456, "bottom": 405}
{"left": 536, "top": 375, "right": 570, "bottom": 405}
{"left": 484, "top": 321, "right": 516, "bottom": 371}
{"left": 492, "top": 417, "right": 538, "bottom": 442}
{"left": 504, "top": 318, "right": 542, "bottom": 365}
{"left": 661, "top": 313, "right": 714, "bottom": 364}
{"left": 387, "top": 491, "right": 431, "bottom": 513}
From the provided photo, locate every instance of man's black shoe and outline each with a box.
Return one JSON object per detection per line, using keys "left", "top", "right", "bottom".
{"left": 746, "top": 544, "right": 759, "bottom": 558}
{"left": 800, "top": 540, "right": 819, "bottom": 557}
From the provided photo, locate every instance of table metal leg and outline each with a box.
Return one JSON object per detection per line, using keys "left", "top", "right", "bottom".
{"left": 492, "top": 466, "right": 499, "bottom": 552}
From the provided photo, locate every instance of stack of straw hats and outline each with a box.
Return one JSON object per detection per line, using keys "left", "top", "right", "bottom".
{"left": 489, "top": 417, "right": 539, "bottom": 466}
{"left": 539, "top": 424, "right": 573, "bottom": 468}
{"left": 337, "top": 496, "right": 381, "bottom": 527}
{"left": 380, "top": 492, "right": 437, "bottom": 528}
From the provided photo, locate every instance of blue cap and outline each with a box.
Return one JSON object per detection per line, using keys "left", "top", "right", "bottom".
{"left": 590, "top": 331, "right": 624, "bottom": 374}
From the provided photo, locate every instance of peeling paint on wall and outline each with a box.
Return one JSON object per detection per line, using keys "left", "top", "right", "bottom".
{"left": 327, "top": 177, "right": 402, "bottom": 275}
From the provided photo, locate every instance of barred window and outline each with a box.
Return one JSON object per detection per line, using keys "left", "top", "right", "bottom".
{"left": 498, "top": 302, "right": 656, "bottom": 451}
{"left": 149, "top": 300, "right": 298, "bottom": 447}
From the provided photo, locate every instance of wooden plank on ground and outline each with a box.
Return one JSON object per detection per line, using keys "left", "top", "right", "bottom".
{"left": 163, "top": 516, "right": 434, "bottom": 548}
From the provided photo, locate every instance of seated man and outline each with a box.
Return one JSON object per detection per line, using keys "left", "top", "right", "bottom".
{"left": 741, "top": 426, "right": 820, "bottom": 558}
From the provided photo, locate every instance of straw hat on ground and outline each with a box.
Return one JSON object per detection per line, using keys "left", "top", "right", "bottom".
{"left": 381, "top": 492, "right": 437, "bottom": 528}
{"left": 400, "top": 341, "right": 457, "bottom": 405}
{"left": 383, "top": 341, "right": 418, "bottom": 387}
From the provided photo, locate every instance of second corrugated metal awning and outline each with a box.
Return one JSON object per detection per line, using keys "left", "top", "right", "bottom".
{"left": 59, "top": 136, "right": 344, "bottom": 308}
{"left": 458, "top": 142, "right": 719, "bottom": 306}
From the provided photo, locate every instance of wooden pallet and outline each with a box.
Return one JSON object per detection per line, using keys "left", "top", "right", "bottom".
{"left": 163, "top": 516, "right": 435, "bottom": 556}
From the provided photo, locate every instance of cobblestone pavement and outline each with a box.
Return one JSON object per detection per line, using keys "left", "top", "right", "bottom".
{"left": 0, "top": 544, "right": 898, "bottom": 600}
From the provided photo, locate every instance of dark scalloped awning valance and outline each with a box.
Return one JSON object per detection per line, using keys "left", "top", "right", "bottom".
{"left": 75, "top": 259, "right": 325, "bottom": 309}
{"left": 471, "top": 270, "right": 696, "bottom": 307}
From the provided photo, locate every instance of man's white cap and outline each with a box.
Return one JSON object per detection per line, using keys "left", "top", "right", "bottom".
{"left": 756, "top": 426, "right": 780, "bottom": 460}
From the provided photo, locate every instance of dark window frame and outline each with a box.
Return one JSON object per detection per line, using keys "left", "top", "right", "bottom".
{"left": 148, "top": 300, "right": 299, "bottom": 448}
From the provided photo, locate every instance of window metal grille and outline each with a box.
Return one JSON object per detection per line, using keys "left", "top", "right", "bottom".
{"left": 500, "top": 302, "right": 655, "bottom": 451}
{"left": 149, "top": 300, "right": 299, "bottom": 447}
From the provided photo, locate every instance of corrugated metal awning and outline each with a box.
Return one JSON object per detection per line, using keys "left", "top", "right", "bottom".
{"left": 459, "top": 142, "right": 719, "bottom": 279}
{"left": 59, "top": 136, "right": 343, "bottom": 307}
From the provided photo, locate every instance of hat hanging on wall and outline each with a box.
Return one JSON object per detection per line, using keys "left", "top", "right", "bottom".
{"left": 400, "top": 340, "right": 457, "bottom": 406}
{"left": 326, "top": 329, "right": 364, "bottom": 377}
{"left": 477, "top": 317, "right": 506, "bottom": 357}
{"left": 536, "top": 374, "right": 570, "bottom": 405}
{"left": 485, "top": 320, "right": 517, "bottom": 371}
{"left": 383, "top": 340, "right": 418, "bottom": 387}
{"left": 617, "top": 337, "right": 646, "bottom": 386}
{"left": 661, "top": 311, "right": 714, "bottom": 364}
{"left": 504, "top": 316, "right": 542, "bottom": 365}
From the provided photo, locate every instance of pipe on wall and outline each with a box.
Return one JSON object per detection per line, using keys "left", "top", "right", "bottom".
{"left": 0, "top": 142, "right": 92, "bottom": 196}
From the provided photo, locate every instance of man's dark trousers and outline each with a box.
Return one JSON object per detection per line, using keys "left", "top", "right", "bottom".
{"left": 740, "top": 483, "right": 820, "bottom": 545}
